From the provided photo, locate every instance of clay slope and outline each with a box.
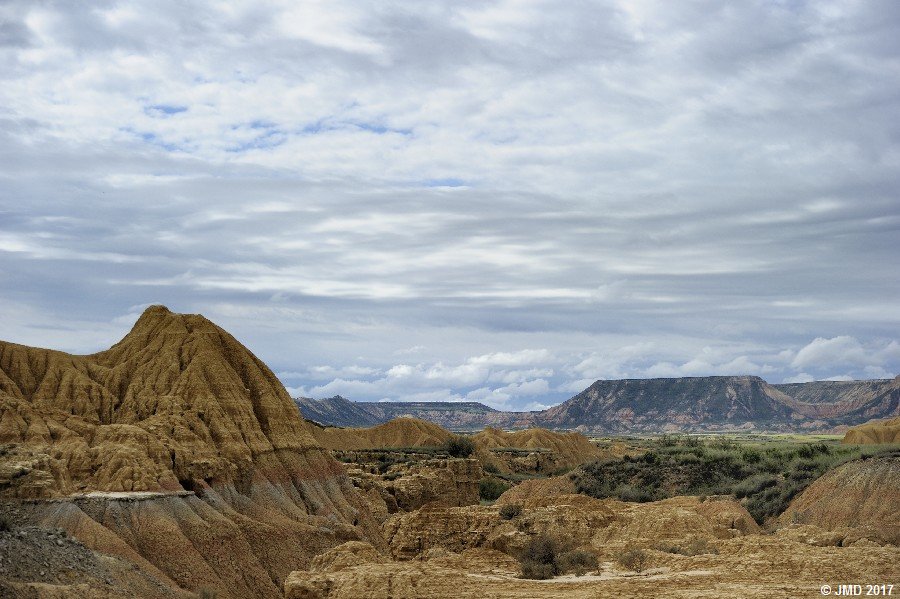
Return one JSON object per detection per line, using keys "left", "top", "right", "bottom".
{"left": 778, "top": 456, "right": 900, "bottom": 545}
{"left": 0, "top": 305, "right": 379, "bottom": 598}
{"left": 311, "top": 417, "right": 452, "bottom": 450}
{"left": 474, "top": 426, "right": 601, "bottom": 472}
{"left": 842, "top": 416, "right": 900, "bottom": 444}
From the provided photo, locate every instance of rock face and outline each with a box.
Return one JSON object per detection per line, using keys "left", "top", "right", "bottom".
{"left": 778, "top": 456, "right": 900, "bottom": 545}
{"left": 0, "top": 306, "right": 380, "bottom": 598}
{"left": 382, "top": 493, "right": 758, "bottom": 561}
{"left": 348, "top": 458, "right": 483, "bottom": 517}
{"left": 284, "top": 543, "right": 519, "bottom": 599}
{"left": 842, "top": 416, "right": 900, "bottom": 444}
{"left": 296, "top": 398, "right": 534, "bottom": 430}
{"left": 774, "top": 377, "right": 900, "bottom": 421}
{"left": 299, "top": 376, "right": 899, "bottom": 433}
{"left": 540, "top": 376, "right": 799, "bottom": 432}
{"left": 296, "top": 396, "right": 384, "bottom": 428}
{"left": 474, "top": 427, "right": 601, "bottom": 474}
{"left": 286, "top": 493, "right": 895, "bottom": 599}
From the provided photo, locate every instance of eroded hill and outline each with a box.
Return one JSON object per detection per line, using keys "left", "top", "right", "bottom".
{"left": 842, "top": 416, "right": 900, "bottom": 444}
{"left": 0, "top": 306, "right": 380, "bottom": 598}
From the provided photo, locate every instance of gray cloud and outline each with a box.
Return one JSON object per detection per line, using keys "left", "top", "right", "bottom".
{"left": 0, "top": 1, "right": 897, "bottom": 408}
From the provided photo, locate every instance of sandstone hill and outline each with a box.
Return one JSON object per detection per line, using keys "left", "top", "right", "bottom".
{"left": 778, "top": 455, "right": 900, "bottom": 545}
{"left": 842, "top": 416, "right": 900, "bottom": 444}
{"left": 474, "top": 426, "right": 602, "bottom": 473}
{"left": 310, "top": 417, "right": 452, "bottom": 450}
{"left": 309, "top": 417, "right": 604, "bottom": 476}
{"left": 0, "top": 306, "right": 380, "bottom": 598}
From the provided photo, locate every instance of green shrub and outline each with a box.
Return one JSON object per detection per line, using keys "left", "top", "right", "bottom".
{"left": 483, "top": 461, "right": 500, "bottom": 474}
{"left": 616, "top": 484, "right": 657, "bottom": 503}
{"left": 655, "top": 537, "right": 717, "bottom": 556}
{"left": 520, "top": 560, "right": 555, "bottom": 579}
{"left": 445, "top": 435, "right": 476, "bottom": 458}
{"left": 519, "top": 533, "right": 563, "bottom": 579}
{"left": 616, "top": 547, "right": 649, "bottom": 573}
{"left": 732, "top": 473, "right": 778, "bottom": 498}
{"left": 684, "top": 537, "right": 717, "bottom": 556}
{"left": 479, "top": 477, "right": 510, "bottom": 501}
{"left": 499, "top": 503, "right": 522, "bottom": 520}
{"left": 556, "top": 549, "right": 598, "bottom": 575}
{"left": 574, "top": 438, "right": 895, "bottom": 526}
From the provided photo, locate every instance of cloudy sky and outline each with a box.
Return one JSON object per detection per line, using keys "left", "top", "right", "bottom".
{"left": 1, "top": 1, "right": 898, "bottom": 410}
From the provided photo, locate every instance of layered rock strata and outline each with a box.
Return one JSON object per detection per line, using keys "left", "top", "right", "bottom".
{"left": 0, "top": 306, "right": 380, "bottom": 598}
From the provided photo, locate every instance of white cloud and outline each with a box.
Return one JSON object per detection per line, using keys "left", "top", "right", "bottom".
{"left": 782, "top": 373, "right": 814, "bottom": 384}
{"left": 791, "top": 336, "right": 893, "bottom": 371}
{"left": 1, "top": 1, "right": 897, "bottom": 411}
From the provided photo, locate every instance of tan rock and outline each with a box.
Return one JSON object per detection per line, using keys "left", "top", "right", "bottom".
{"left": 843, "top": 416, "right": 900, "bottom": 444}
{"left": 473, "top": 427, "right": 602, "bottom": 474}
{"left": 777, "top": 456, "right": 900, "bottom": 545}
{"left": 0, "top": 306, "right": 382, "bottom": 598}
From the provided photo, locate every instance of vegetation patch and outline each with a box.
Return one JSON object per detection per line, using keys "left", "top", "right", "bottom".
{"left": 572, "top": 438, "right": 898, "bottom": 524}
{"left": 655, "top": 537, "right": 718, "bottom": 556}
{"left": 479, "top": 476, "right": 511, "bottom": 501}
{"left": 444, "top": 435, "right": 476, "bottom": 458}
{"left": 499, "top": 503, "right": 522, "bottom": 520}
{"left": 490, "top": 447, "right": 550, "bottom": 455}
{"left": 616, "top": 547, "right": 650, "bottom": 573}
{"left": 518, "top": 534, "right": 598, "bottom": 579}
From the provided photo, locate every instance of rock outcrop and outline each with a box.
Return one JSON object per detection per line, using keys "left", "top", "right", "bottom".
{"left": 777, "top": 456, "right": 900, "bottom": 545}
{"left": 282, "top": 495, "right": 895, "bottom": 599}
{"left": 382, "top": 493, "right": 758, "bottom": 561}
{"left": 310, "top": 417, "right": 452, "bottom": 450}
{"left": 284, "top": 543, "right": 520, "bottom": 599}
{"left": 842, "top": 416, "right": 900, "bottom": 444}
{"left": 0, "top": 306, "right": 380, "bottom": 598}
{"left": 474, "top": 427, "right": 601, "bottom": 474}
{"left": 347, "top": 458, "right": 483, "bottom": 517}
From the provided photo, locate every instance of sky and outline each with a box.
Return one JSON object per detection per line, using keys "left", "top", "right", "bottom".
{"left": 1, "top": 0, "right": 898, "bottom": 411}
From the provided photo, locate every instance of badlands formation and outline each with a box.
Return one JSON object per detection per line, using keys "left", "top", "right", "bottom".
{"left": 0, "top": 306, "right": 381, "bottom": 598}
{"left": 0, "top": 306, "right": 897, "bottom": 598}
{"left": 843, "top": 417, "right": 900, "bottom": 445}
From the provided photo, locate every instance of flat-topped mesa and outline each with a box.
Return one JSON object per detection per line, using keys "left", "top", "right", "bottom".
{"left": 0, "top": 305, "right": 325, "bottom": 497}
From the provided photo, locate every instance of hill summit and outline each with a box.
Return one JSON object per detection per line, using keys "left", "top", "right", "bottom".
{"left": 0, "top": 304, "right": 323, "bottom": 496}
{"left": 0, "top": 305, "right": 379, "bottom": 598}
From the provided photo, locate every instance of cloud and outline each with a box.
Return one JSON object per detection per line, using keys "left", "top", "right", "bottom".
{"left": 782, "top": 373, "right": 815, "bottom": 384}
{"left": 790, "top": 336, "right": 895, "bottom": 371}
{"left": 0, "top": 1, "right": 897, "bottom": 410}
